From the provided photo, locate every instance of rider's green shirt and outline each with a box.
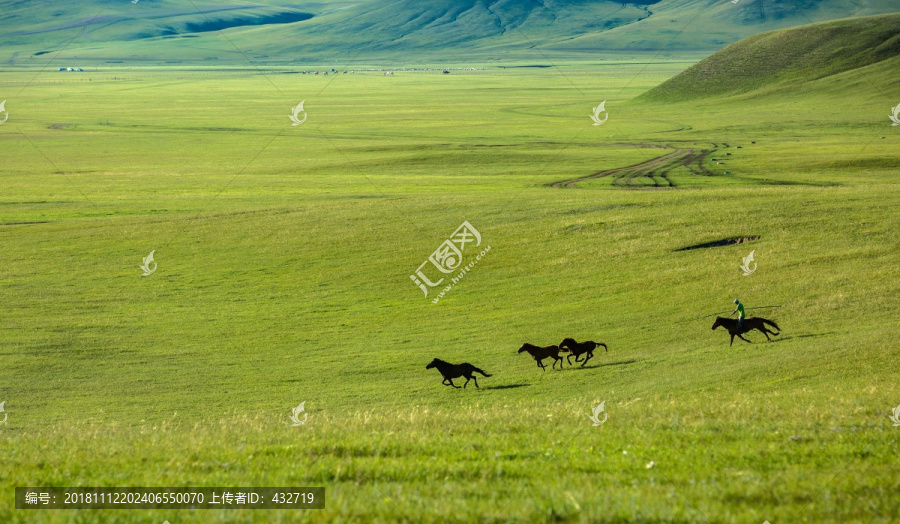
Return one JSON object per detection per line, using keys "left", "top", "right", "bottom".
{"left": 736, "top": 303, "right": 745, "bottom": 319}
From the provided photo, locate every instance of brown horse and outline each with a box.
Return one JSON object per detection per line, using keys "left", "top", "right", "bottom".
{"left": 558, "top": 338, "right": 607, "bottom": 367}
{"left": 518, "top": 343, "right": 566, "bottom": 370}
{"left": 426, "top": 358, "right": 492, "bottom": 388}
{"left": 712, "top": 316, "right": 780, "bottom": 346}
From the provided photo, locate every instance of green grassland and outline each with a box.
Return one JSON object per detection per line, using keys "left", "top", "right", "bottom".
{"left": 2, "top": 14, "right": 900, "bottom": 524}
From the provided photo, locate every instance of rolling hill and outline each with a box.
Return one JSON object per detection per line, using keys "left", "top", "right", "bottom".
{"left": 638, "top": 12, "right": 900, "bottom": 102}
{"left": 1, "top": 0, "right": 899, "bottom": 64}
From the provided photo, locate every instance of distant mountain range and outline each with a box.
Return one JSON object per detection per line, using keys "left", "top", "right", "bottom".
{"left": 2, "top": 0, "right": 898, "bottom": 64}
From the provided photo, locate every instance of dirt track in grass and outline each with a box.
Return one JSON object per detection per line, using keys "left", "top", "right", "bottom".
{"left": 551, "top": 143, "right": 721, "bottom": 189}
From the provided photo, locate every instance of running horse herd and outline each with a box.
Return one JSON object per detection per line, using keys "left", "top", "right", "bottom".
{"left": 426, "top": 316, "right": 781, "bottom": 389}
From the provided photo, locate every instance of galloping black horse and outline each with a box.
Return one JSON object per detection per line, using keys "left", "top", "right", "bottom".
{"left": 426, "top": 358, "right": 492, "bottom": 388}
{"left": 712, "top": 316, "right": 780, "bottom": 346}
{"left": 517, "top": 343, "right": 566, "bottom": 370}
{"left": 558, "top": 338, "right": 607, "bottom": 367}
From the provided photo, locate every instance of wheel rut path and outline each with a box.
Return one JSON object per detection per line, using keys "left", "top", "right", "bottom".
{"left": 551, "top": 143, "right": 722, "bottom": 189}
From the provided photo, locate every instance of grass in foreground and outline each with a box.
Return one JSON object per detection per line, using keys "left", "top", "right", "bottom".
{"left": 1, "top": 61, "right": 899, "bottom": 522}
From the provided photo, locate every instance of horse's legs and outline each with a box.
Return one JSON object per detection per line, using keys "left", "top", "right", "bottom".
{"left": 537, "top": 359, "right": 546, "bottom": 371}
{"left": 448, "top": 378, "right": 460, "bottom": 388}
{"left": 738, "top": 334, "right": 752, "bottom": 343}
{"left": 463, "top": 376, "right": 470, "bottom": 389}
{"left": 761, "top": 328, "right": 772, "bottom": 340}
{"left": 472, "top": 375, "right": 479, "bottom": 388}
{"left": 582, "top": 352, "right": 593, "bottom": 367}
{"left": 730, "top": 334, "right": 735, "bottom": 346}
{"left": 567, "top": 354, "right": 574, "bottom": 366}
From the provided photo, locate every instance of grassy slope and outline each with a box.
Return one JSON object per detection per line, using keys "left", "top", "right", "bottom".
{"left": 639, "top": 12, "right": 900, "bottom": 102}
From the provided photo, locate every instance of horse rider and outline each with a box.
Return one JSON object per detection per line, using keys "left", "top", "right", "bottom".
{"left": 732, "top": 298, "right": 746, "bottom": 332}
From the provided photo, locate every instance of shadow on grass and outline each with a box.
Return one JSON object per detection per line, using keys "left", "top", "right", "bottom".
{"left": 564, "top": 359, "right": 637, "bottom": 371}
{"left": 485, "top": 383, "right": 531, "bottom": 390}
{"left": 769, "top": 331, "right": 836, "bottom": 343}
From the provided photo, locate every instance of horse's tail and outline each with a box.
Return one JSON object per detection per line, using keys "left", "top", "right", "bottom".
{"left": 761, "top": 318, "right": 780, "bottom": 332}
{"left": 597, "top": 342, "right": 608, "bottom": 352}
{"left": 472, "top": 366, "right": 492, "bottom": 377}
